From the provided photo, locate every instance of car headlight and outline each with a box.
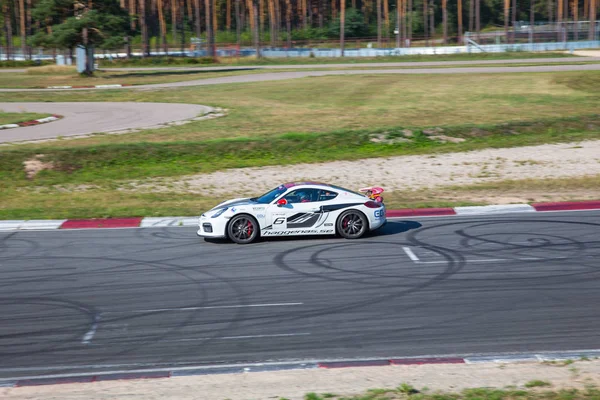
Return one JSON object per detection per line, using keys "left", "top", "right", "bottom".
{"left": 211, "top": 207, "right": 228, "bottom": 218}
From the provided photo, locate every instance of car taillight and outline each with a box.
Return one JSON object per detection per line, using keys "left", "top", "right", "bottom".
{"left": 364, "top": 201, "right": 382, "bottom": 208}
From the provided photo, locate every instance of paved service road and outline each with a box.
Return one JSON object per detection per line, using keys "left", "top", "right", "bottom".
{"left": 100, "top": 56, "right": 600, "bottom": 71}
{"left": 0, "top": 63, "right": 599, "bottom": 93}
{"left": 1, "top": 211, "right": 599, "bottom": 379}
{"left": 2, "top": 56, "right": 599, "bottom": 74}
{"left": 0, "top": 102, "right": 211, "bottom": 143}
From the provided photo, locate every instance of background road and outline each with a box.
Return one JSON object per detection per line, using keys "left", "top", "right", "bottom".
{"left": 2, "top": 56, "right": 599, "bottom": 74}
{"left": 0, "top": 102, "right": 211, "bottom": 143}
{"left": 0, "top": 63, "right": 599, "bottom": 92}
{"left": 1, "top": 211, "right": 599, "bottom": 379}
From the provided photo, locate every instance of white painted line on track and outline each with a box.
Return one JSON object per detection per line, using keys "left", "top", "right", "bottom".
{"left": 0, "top": 220, "right": 25, "bottom": 230}
{"left": 416, "top": 256, "right": 569, "bottom": 265}
{"left": 103, "top": 302, "right": 304, "bottom": 314}
{"left": 81, "top": 314, "right": 101, "bottom": 344}
{"left": 170, "top": 333, "right": 311, "bottom": 342}
{"left": 402, "top": 247, "right": 420, "bottom": 262}
{"left": 455, "top": 204, "right": 535, "bottom": 215}
{"left": 19, "top": 220, "right": 67, "bottom": 230}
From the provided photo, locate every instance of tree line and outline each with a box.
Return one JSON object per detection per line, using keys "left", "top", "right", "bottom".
{"left": 1, "top": 0, "right": 598, "bottom": 59}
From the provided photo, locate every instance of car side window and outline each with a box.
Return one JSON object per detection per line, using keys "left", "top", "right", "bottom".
{"left": 318, "top": 190, "right": 338, "bottom": 201}
{"left": 283, "top": 189, "right": 321, "bottom": 204}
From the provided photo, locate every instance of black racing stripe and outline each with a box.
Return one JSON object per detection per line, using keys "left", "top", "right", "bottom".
{"left": 287, "top": 214, "right": 320, "bottom": 228}
{"left": 320, "top": 203, "right": 364, "bottom": 212}
{"left": 287, "top": 213, "right": 307, "bottom": 223}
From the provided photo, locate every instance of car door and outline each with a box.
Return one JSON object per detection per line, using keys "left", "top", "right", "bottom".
{"left": 265, "top": 188, "right": 324, "bottom": 235}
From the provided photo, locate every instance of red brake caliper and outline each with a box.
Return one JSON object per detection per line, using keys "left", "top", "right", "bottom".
{"left": 246, "top": 220, "right": 253, "bottom": 236}
{"left": 343, "top": 217, "right": 349, "bottom": 228}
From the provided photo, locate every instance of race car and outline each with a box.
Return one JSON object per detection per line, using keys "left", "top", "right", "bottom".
{"left": 197, "top": 181, "right": 387, "bottom": 244}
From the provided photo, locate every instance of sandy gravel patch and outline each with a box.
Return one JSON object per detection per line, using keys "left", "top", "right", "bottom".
{"left": 571, "top": 50, "right": 600, "bottom": 57}
{"left": 3, "top": 360, "right": 600, "bottom": 400}
{"left": 166, "top": 140, "right": 600, "bottom": 196}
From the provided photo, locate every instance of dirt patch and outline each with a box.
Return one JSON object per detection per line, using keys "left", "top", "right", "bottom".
{"left": 3, "top": 360, "right": 600, "bottom": 400}
{"left": 23, "top": 154, "right": 54, "bottom": 179}
{"left": 148, "top": 139, "right": 600, "bottom": 198}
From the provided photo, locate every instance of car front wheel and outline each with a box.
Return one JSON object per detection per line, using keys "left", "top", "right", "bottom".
{"left": 227, "top": 214, "right": 259, "bottom": 244}
{"left": 337, "top": 210, "right": 368, "bottom": 239}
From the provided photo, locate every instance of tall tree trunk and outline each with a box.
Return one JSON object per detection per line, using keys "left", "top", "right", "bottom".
{"left": 140, "top": 0, "right": 149, "bottom": 56}
{"left": 158, "top": 0, "right": 168, "bottom": 53}
{"left": 340, "top": 0, "right": 345, "bottom": 55}
{"left": 442, "top": 0, "right": 447, "bottom": 43}
{"left": 589, "top": 0, "right": 596, "bottom": 40}
{"left": 423, "top": 0, "right": 428, "bottom": 45}
{"left": 268, "top": 0, "right": 275, "bottom": 46}
{"left": 376, "top": 0, "right": 382, "bottom": 45}
{"left": 260, "top": 0, "right": 265, "bottom": 32}
{"left": 285, "top": 0, "right": 291, "bottom": 47}
{"left": 408, "top": 0, "right": 412, "bottom": 40}
{"left": 384, "top": 0, "right": 390, "bottom": 45}
{"left": 469, "top": 0, "right": 474, "bottom": 31}
{"left": 397, "top": 0, "right": 401, "bottom": 47}
{"left": 3, "top": 1, "right": 13, "bottom": 60}
{"left": 476, "top": 0, "right": 481, "bottom": 41}
{"left": 403, "top": 0, "right": 407, "bottom": 43}
{"left": 332, "top": 0, "right": 337, "bottom": 19}
{"left": 247, "top": 0, "right": 255, "bottom": 33}
{"left": 213, "top": 0, "right": 218, "bottom": 40}
{"left": 129, "top": 0, "right": 137, "bottom": 29}
{"left": 573, "top": 0, "right": 578, "bottom": 41}
{"left": 558, "top": 0, "right": 563, "bottom": 41}
{"left": 302, "top": 0, "right": 308, "bottom": 28}
{"left": 187, "top": 0, "right": 193, "bottom": 24}
{"left": 180, "top": 0, "right": 185, "bottom": 53}
{"left": 583, "top": 0, "right": 588, "bottom": 19}
{"left": 206, "top": 0, "right": 216, "bottom": 58}
{"left": 252, "top": 0, "right": 260, "bottom": 56}
{"left": 504, "top": 0, "right": 510, "bottom": 42}
{"left": 19, "top": 0, "right": 26, "bottom": 59}
{"left": 194, "top": 0, "right": 201, "bottom": 42}
{"left": 511, "top": 0, "right": 517, "bottom": 43}
{"left": 273, "top": 0, "right": 280, "bottom": 45}
{"left": 26, "top": 0, "right": 32, "bottom": 58}
{"left": 547, "top": 0, "right": 553, "bottom": 24}
{"left": 319, "top": 0, "right": 324, "bottom": 27}
{"left": 430, "top": 3, "right": 434, "bottom": 42}
{"left": 235, "top": 0, "right": 241, "bottom": 44}
{"left": 530, "top": 0, "right": 535, "bottom": 43}
{"left": 227, "top": 0, "right": 232, "bottom": 30}
{"left": 172, "top": 0, "right": 178, "bottom": 46}
{"left": 458, "top": 0, "right": 463, "bottom": 43}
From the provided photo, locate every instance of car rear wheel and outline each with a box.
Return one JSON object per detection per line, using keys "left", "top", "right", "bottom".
{"left": 227, "top": 214, "right": 259, "bottom": 244}
{"left": 337, "top": 210, "right": 368, "bottom": 239}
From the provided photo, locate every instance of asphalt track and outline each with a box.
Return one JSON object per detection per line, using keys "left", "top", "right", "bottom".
{"left": 0, "top": 102, "right": 211, "bottom": 143}
{"left": 1, "top": 210, "right": 599, "bottom": 380}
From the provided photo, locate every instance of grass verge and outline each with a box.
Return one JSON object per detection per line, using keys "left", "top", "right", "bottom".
{"left": 301, "top": 385, "right": 600, "bottom": 400}
{"left": 1, "top": 71, "right": 598, "bottom": 147}
{"left": 1, "top": 174, "right": 599, "bottom": 220}
{"left": 1, "top": 114, "right": 598, "bottom": 187}
{"left": 0, "top": 112, "right": 51, "bottom": 125}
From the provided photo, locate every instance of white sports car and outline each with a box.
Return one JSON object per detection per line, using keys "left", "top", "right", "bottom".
{"left": 197, "top": 181, "right": 387, "bottom": 244}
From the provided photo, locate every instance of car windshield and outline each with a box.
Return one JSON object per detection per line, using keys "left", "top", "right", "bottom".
{"left": 252, "top": 185, "right": 288, "bottom": 204}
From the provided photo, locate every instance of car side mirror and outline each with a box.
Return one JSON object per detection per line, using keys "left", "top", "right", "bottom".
{"left": 277, "top": 198, "right": 287, "bottom": 207}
